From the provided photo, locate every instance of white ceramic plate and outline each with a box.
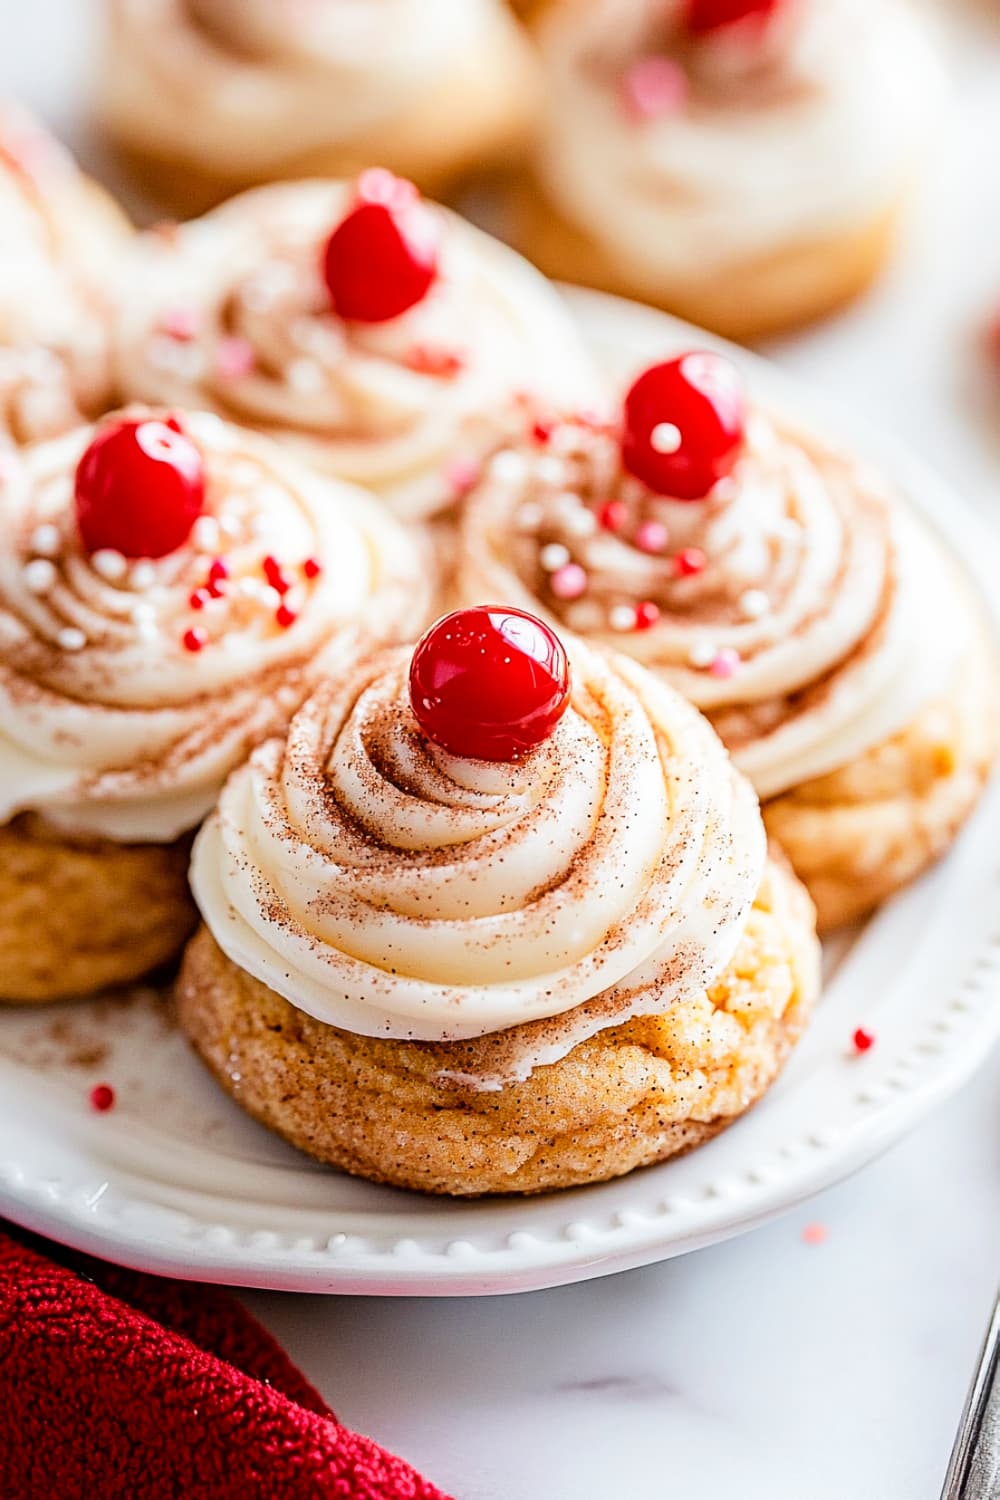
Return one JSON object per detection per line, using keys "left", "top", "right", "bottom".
{"left": 1, "top": 291, "right": 997, "bottom": 1297}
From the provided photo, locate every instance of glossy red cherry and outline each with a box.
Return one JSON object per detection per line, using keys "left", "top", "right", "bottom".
{"left": 686, "top": 0, "right": 781, "bottom": 35}
{"left": 74, "top": 416, "right": 205, "bottom": 559}
{"left": 621, "top": 352, "right": 746, "bottom": 500}
{"left": 409, "top": 606, "right": 571, "bottom": 762}
{"left": 323, "top": 169, "right": 439, "bottom": 323}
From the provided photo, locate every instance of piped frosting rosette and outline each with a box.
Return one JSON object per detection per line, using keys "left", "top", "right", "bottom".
{"left": 116, "top": 177, "right": 597, "bottom": 520}
{"left": 0, "top": 105, "right": 128, "bottom": 443}
{"left": 458, "top": 357, "right": 977, "bottom": 800}
{"left": 0, "top": 410, "right": 426, "bottom": 843}
{"left": 191, "top": 633, "right": 765, "bottom": 1088}
{"left": 534, "top": 0, "right": 940, "bottom": 280}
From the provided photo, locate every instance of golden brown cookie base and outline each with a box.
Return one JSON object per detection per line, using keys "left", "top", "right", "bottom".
{"left": 511, "top": 178, "right": 905, "bottom": 341}
{"left": 0, "top": 815, "right": 197, "bottom": 1003}
{"left": 763, "top": 630, "right": 999, "bottom": 930}
{"left": 177, "top": 855, "right": 819, "bottom": 1196}
{"left": 103, "top": 12, "right": 539, "bottom": 218}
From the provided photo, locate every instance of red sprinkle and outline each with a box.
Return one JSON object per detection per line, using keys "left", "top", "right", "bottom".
{"left": 634, "top": 600, "right": 661, "bottom": 631}
{"left": 801, "top": 1222, "right": 829, "bottom": 1246}
{"left": 161, "top": 307, "right": 199, "bottom": 342}
{"left": 302, "top": 556, "right": 323, "bottom": 580}
{"left": 263, "top": 555, "right": 291, "bottom": 595}
{"left": 404, "top": 344, "right": 466, "bottom": 378}
{"left": 674, "top": 547, "right": 707, "bottom": 577}
{"left": 276, "top": 603, "right": 298, "bottom": 629}
{"left": 853, "top": 1027, "right": 876, "bottom": 1054}
{"left": 188, "top": 588, "right": 211, "bottom": 611}
{"left": 90, "top": 1083, "right": 115, "bottom": 1112}
{"left": 182, "top": 627, "right": 207, "bottom": 653}
{"left": 531, "top": 420, "right": 554, "bottom": 446}
{"left": 599, "top": 500, "right": 628, "bottom": 533}
{"left": 208, "top": 557, "right": 228, "bottom": 583}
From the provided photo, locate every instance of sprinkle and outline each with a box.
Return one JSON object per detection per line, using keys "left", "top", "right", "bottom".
{"left": 739, "top": 588, "right": 769, "bottom": 619}
{"left": 192, "top": 515, "right": 221, "bottom": 552}
{"left": 147, "top": 337, "right": 205, "bottom": 380}
{"left": 405, "top": 345, "right": 466, "bottom": 378}
{"left": 634, "top": 600, "right": 661, "bottom": 631}
{"left": 711, "top": 477, "right": 738, "bottom": 504}
{"left": 30, "top": 523, "right": 60, "bottom": 557}
{"left": 23, "top": 558, "right": 56, "bottom": 593}
{"left": 609, "top": 604, "right": 637, "bottom": 632}
{"left": 650, "top": 421, "right": 683, "bottom": 455}
{"left": 160, "top": 306, "right": 199, "bottom": 341}
{"left": 852, "top": 1027, "right": 875, "bottom": 1054}
{"left": 262, "top": 554, "right": 290, "bottom": 595}
{"left": 131, "top": 600, "right": 155, "bottom": 622}
{"left": 445, "top": 457, "right": 481, "bottom": 497}
{"left": 302, "top": 556, "right": 322, "bottom": 580}
{"left": 215, "top": 336, "right": 256, "bottom": 380}
{"left": 89, "top": 1083, "right": 115, "bottom": 1113}
{"left": 539, "top": 542, "right": 571, "bottom": 572}
{"left": 57, "top": 627, "right": 86, "bottom": 652}
{"left": 275, "top": 603, "right": 298, "bottom": 629}
{"left": 536, "top": 456, "right": 566, "bottom": 485}
{"left": 515, "top": 502, "right": 543, "bottom": 532}
{"left": 801, "top": 1222, "right": 829, "bottom": 1247}
{"left": 129, "top": 561, "right": 156, "bottom": 591}
{"left": 709, "top": 647, "right": 740, "bottom": 678}
{"left": 182, "top": 627, "right": 207, "bottom": 653}
{"left": 688, "top": 640, "right": 717, "bottom": 669}
{"left": 489, "top": 451, "right": 529, "bottom": 485}
{"left": 531, "top": 420, "right": 553, "bottom": 445}
{"left": 674, "top": 547, "right": 706, "bottom": 577}
{"left": 239, "top": 577, "right": 281, "bottom": 607}
{"left": 188, "top": 588, "right": 211, "bottom": 611}
{"left": 91, "top": 548, "right": 128, "bottom": 583}
{"left": 564, "top": 507, "right": 597, "bottom": 539}
{"left": 599, "top": 500, "right": 628, "bottom": 532}
{"left": 550, "top": 562, "right": 588, "bottom": 600}
{"left": 635, "top": 520, "right": 669, "bottom": 554}
{"left": 287, "top": 358, "right": 324, "bottom": 394}
{"left": 208, "top": 557, "right": 229, "bottom": 584}
{"left": 620, "top": 56, "right": 688, "bottom": 122}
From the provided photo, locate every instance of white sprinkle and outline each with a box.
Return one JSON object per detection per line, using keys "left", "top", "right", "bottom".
{"left": 129, "top": 561, "right": 156, "bottom": 590}
{"left": 550, "top": 424, "right": 583, "bottom": 456}
{"left": 739, "top": 588, "right": 769, "bottom": 619}
{"left": 609, "top": 604, "right": 636, "bottom": 632}
{"left": 489, "top": 450, "right": 529, "bottom": 485}
{"left": 92, "top": 549, "right": 128, "bottom": 582}
{"left": 539, "top": 542, "right": 571, "bottom": 572}
{"left": 688, "top": 639, "right": 717, "bottom": 669}
{"left": 219, "top": 514, "right": 242, "bottom": 539}
{"left": 710, "top": 477, "right": 738, "bottom": 504}
{"left": 135, "top": 618, "right": 158, "bottom": 642}
{"left": 192, "top": 516, "right": 221, "bottom": 552}
{"left": 243, "top": 260, "right": 297, "bottom": 311}
{"left": 239, "top": 578, "right": 281, "bottom": 608}
{"left": 563, "top": 505, "right": 598, "bottom": 539}
{"left": 30, "top": 524, "right": 61, "bottom": 557}
{"left": 287, "top": 358, "right": 325, "bottom": 394}
{"left": 291, "top": 316, "right": 343, "bottom": 362}
{"left": 515, "top": 502, "right": 543, "bottom": 533}
{"left": 131, "top": 599, "right": 155, "bottom": 622}
{"left": 57, "top": 626, "right": 86, "bottom": 652}
{"left": 535, "top": 456, "right": 566, "bottom": 486}
{"left": 24, "top": 558, "right": 56, "bottom": 593}
{"left": 650, "top": 422, "right": 682, "bottom": 455}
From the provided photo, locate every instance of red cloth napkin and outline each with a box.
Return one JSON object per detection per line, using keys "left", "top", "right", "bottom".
{"left": 0, "top": 1223, "right": 453, "bottom": 1500}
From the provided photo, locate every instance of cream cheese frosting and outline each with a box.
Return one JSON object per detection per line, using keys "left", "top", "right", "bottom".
{"left": 191, "top": 640, "right": 765, "bottom": 1082}
{"left": 0, "top": 412, "right": 427, "bottom": 843}
{"left": 458, "top": 408, "right": 976, "bottom": 799}
{"left": 535, "top": 0, "right": 942, "bottom": 279}
{"left": 0, "top": 106, "right": 126, "bottom": 443}
{"left": 116, "top": 181, "right": 599, "bottom": 521}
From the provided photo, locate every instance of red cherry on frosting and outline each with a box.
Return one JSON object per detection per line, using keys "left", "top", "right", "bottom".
{"left": 686, "top": 0, "right": 781, "bottom": 35}
{"left": 74, "top": 416, "right": 205, "bottom": 559}
{"left": 322, "top": 169, "right": 439, "bottom": 323}
{"left": 409, "top": 606, "right": 571, "bottom": 762}
{"left": 621, "top": 352, "right": 746, "bottom": 500}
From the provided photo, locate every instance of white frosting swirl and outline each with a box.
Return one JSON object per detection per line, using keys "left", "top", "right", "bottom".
{"left": 459, "top": 410, "right": 976, "bottom": 799}
{"left": 116, "top": 181, "right": 598, "bottom": 521}
{"left": 535, "top": 0, "right": 942, "bottom": 278}
{"left": 103, "top": 0, "right": 530, "bottom": 175}
{"left": 191, "top": 641, "right": 765, "bottom": 1081}
{"left": 0, "top": 412, "right": 427, "bottom": 842}
{"left": 0, "top": 106, "right": 127, "bottom": 442}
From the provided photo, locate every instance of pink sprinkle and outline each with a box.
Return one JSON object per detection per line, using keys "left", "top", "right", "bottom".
{"left": 90, "top": 1083, "right": 115, "bottom": 1113}
{"left": 709, "top": 647, "right": 740, "bottom": 678}
{"left": 635, "top": 519, "right": 669, "bottom": 555}
{"left": 599, "top": 500, "right": 628, "bottom": 533}
{"left": 161, "top": 306, "right": 199, "bottom": 342}
{"left": 802, "top": 1222, "right": 829, "bottom": 1246}
{"left": 550, "top": 562, "right": 588, "bottom": 600}
{"left": 445, "top": 457, "right": 481, "bottom": 497}
{"left": 620, "top": 56, "right": 688, "bottom": 123}
{"left": 405, "top": 345, "right": 466, "bottom": 378}
{"left": 215, "top": 336, "right": 256, "bottom": 380}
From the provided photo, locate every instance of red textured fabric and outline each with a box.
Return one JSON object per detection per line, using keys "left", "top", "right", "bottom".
{"left": 0, "top": 1224, "right": 453, "bottom": 1500}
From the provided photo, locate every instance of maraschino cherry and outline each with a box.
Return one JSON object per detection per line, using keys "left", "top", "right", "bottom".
{"left": 323, "top": 169, "right": 439, "bottom": 323}
{"left": 686, "top": 0, "right": 781, "bottom": 35}
{"left": 74, "top": 416, "right": 205, "bottom": 559}
{"left": 621, "top": 352, "right": 746, "bottom": 500}
{"left": 409, "top": 606, "right": 571, "bottom": 762}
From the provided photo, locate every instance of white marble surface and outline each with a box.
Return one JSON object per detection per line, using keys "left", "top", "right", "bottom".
{"left": 3, "top": 3, "right": 1000, "bottom": 1495}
